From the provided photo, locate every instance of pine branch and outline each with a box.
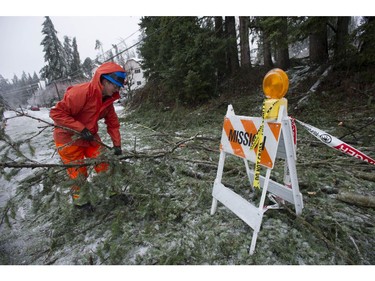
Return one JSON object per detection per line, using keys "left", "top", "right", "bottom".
{"left": 170, "top": 156, "right": 217, "bottom": 167}
{"left": 0, "top": 159, "right": 110, "bottom": 169}
{"left": 0, "top": 131, "right": 37, "bottom": 163}
{"left": 338, "top": 118, "right": 375, "bottom": 140}
{"left": 0, "top": 132, "right": 212, "bottom": 169}
{"left": 8, "top": 110, "right": 112, "bottom": 149}
{"left": 23, "top": 126, "right": 50, "bottom": 143}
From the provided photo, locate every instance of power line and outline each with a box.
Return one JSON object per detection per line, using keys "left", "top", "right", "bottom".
{"left": 0, "top": 83, "right": 40, "bottom": 95}
{"left": 93, "top": 27, "right": 142, "bottom": 65}
{"left": 103, "top": 37, "right": 143, "bottom": 63}
{"left": 102, "top": 17, "right": 180, "bottom": 63}
{"left": 50, "top": 17, "right": 180, "bottom": 84}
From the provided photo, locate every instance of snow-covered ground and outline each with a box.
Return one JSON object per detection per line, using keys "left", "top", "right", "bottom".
{"left": 1, "top": 94, "right": 375, "bottom": 277}
{"left": 0, "top": 105, "right": 128, "bottom": 263}
{"left": 1, "top": 108, "right": 56, "bottom": 207}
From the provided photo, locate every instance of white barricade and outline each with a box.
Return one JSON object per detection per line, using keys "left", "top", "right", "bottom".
{"left": 210, "top": 103, "right": 303, "bottom": 255}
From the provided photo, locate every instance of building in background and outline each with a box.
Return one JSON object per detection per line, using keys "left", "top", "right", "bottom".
{"left": 124, "top": 58, "right": 145, "bottom": 92}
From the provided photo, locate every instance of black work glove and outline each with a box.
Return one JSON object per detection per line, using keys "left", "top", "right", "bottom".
{"left": 81, "top": 128, "right": 94, "bottom": 141}
{"left": 113, "top": 146, "right": 122, "bottom": 155}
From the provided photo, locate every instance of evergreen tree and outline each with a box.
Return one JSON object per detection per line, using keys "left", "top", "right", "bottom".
{"left": 287, "top": 16, "right": 310, "bottom": 61}
{"left": 95, "top": 39, "right": 104, "bottom": 62}
{"left": 11, "top": 74, "right": 19, "bottom": 86}
{"left": 0, "top": 75, "right": 13, "bottom": 107}
{"left": 0, "top": 93, "right": 5, "bottom": 113}
{"left": 63, "top": 36, "right": 74, "bottom": 75}
{"left": 0, "top": 75, "right": 10, "bottom": 92}
{"left": 358, "top": 17, "right": 375, "bottom": 66}
{"left": 20, "top": 71, "right": 28, "bottom": 86}
{"left": 17, "top": 71, "right": 33, "bottom": 105}
{"left": 32, "top": 72, "right": 40, "bottom": 87}
{"left": 40, "top": 16, "right": 68, "bottom": 83}
{"left": 27, "top": 73, "right": 33, "bottom": 85}
{"left": 287, "top": 17, "right": 330, "bottom": 65}
{"left": 257, "top": 17, "right": 275, "bottom": 68}
{"left": 255, "top": 17, "right": 291, "bottom": 70}
{"left": 71, "top": 37, "right": 83, "bottom": 78}
{"left": 139, "top": 16, "right": 219, "bottom": 104}
{"left": 31, "top": 72, "right": 40, "bottom": 97}
{"left": 0, "top": 75, "right": 11, "bottom": 106}
{"left": 82, "top": 57, "right": 94, "bottom": 79}
{"left": 0, "top": 93, "right": 5, "bottom": 138}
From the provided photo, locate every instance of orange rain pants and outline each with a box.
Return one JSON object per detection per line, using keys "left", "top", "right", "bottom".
{"left": 55, "top": 142, "right": 109, "bottom": 180}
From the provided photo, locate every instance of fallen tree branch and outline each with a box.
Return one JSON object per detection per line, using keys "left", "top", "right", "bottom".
{"left": 336, "top": 192, "right": 375, "bottom": 209}
{"left": 338, "top": 118, "right": 375, "bottom": 140}
{"left": 332, "top": 219, "right": 366, "bottom": 264}
{"left": 7, "top": 110, "right": 111, "bottom": 149}
{"left": 170, "top": 156, "right": 217, "bottom": 167}
{"left": 24, "top": 126, "right": 50, "bottom": 142}
{"left": 355, "top": 171, "right": 375, "bottom": 182}
{"left": 0, "top": 133, "right": 207, "bottom": 169}
{"left": 295, "top": 65, "right": 333, "bottom": 110}
{"left": 0, "top": 133, "right": 38, "bottom": 163}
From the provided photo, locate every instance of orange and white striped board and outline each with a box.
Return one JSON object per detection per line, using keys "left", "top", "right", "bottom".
{"left": 220, "top": 115, "right": 282, "bottom": 169}
{"left": 212, "top": 104, "right": 303, "bottom": 255}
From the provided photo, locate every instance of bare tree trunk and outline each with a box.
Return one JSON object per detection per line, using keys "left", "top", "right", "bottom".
{"left": 259, "top": 17, "right": 274, "bottom": 69}
{"left": 275, "top": 17, "right": 290, "bottom": 70}
{"left": 225, "top": 16, "right": 239, "bottom": 74}
{"left": 214, "top": 16, "right": 226, "bottom": 82}
{"left": 262, "top": 30, "right": 274, "bottom": 69}
{"left": 309, "top": 17, "right": 329, "bottom": 64}
{"left": 334, "top": 16, "right": 351, "bottom": 60}
{"left": 239, "top": 16, "right": 251, "bottom": 67}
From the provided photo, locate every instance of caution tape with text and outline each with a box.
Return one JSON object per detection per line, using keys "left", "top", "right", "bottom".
{"left": 250, "top": 99, "right": 280, "bottom": 189}
{"left": 295, "top": 119, "right": 375, "bottom": 166}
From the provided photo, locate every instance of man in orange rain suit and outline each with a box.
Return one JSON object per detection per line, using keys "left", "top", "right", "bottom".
{"left": 50, "top": 62, "right": 126, "bottom": 209}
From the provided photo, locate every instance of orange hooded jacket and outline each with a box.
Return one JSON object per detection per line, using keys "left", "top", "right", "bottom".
{"left": 50, "top": 62, "right": 125, "bottom": 147}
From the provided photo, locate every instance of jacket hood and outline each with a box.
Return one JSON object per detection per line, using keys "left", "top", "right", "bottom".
{"left": 92, "top": 62, "right": 126, "bottom": 90}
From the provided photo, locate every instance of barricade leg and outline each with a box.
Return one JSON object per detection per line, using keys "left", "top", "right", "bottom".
{"left": 248, "top": 169, "right": 272, "bottom": 254}
{"left": 282, "top": 118, "right": 303, "bottom": 215}
{"left": 210, "top": 198, "right": 218, "bottom": 215}
{"left": 250, "top": 231, "right": 259, "bottom": 255}
{"left": 211, "top": 151, "right": 226, "bottom": 215}
{"left": 259, "top": 169, "right": 272, "bottom": 209}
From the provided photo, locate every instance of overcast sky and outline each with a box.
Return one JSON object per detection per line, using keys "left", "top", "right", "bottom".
{"left": 0, "top": 16, "right": 141, "bottom": 81}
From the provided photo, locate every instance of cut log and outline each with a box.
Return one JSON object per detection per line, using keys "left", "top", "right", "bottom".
{"left": 337, "top": 192, "right": 375, "bottom": 208}
{"left": 356, "top": 171, "right": 375, "bottom": 182}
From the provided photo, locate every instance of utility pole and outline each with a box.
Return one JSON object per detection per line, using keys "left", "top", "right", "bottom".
{"left": 54, "top": 82, "right": 61, "bottom": 101}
